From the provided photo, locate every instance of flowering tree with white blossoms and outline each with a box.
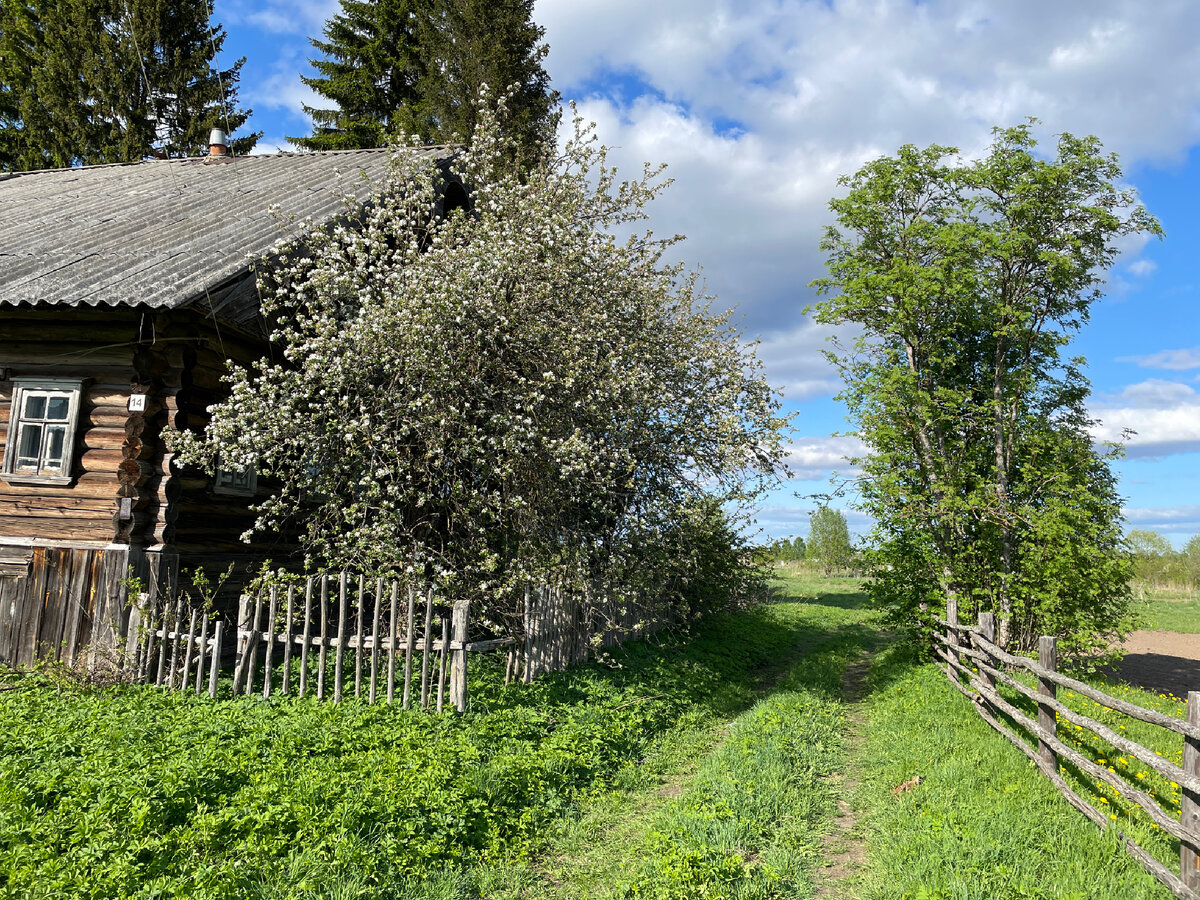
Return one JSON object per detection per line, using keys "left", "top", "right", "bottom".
{"left": 176, "top": 101, "right": 787, "bottom": 623}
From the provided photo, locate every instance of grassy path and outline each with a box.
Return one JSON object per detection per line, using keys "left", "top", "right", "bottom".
{"left": 476, "top": 573, "right": 1188, "bottom": 900}
{"left": 468, "top": 575, "right": 882, "bottom": 899}
{"left": 814, "top": 649, "right": 873, "bottom": 897}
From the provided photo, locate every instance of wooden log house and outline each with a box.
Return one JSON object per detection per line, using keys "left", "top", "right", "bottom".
{"left": 0, "top": 137, "right": 463, "bottom": 668}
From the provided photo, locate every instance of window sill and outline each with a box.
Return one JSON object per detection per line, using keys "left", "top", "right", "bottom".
{"left": 1, "top": 473, "right": 74, "bottom": 487}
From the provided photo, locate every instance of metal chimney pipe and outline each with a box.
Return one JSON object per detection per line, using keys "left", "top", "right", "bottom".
{"left": 209, "top": 128, "right": 228, "bottom": 157}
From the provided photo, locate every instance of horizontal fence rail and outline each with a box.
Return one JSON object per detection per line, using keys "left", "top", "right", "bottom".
{"left": 933, "top": 610, "right": 1200, "bottom": 900}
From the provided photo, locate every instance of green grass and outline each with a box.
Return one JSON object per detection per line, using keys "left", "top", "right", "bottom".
{"left": 0, "top": 588, "right": 861, "bottom": 900}
{"left": 854, "top": 641, "right": 1182, "bottom": 899}
{"left": 2, "top": 572, "right": 1188, "bottom": 899}
{"left": 1136, "top": 595, "right": 1200, "bottom": 633}
{"left": 457, "top": 573, "right": 882, "bottom": 900}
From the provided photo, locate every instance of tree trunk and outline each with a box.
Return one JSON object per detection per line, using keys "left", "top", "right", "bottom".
{"left": 993, "top": 343, "right": 1015, "bottom": 649}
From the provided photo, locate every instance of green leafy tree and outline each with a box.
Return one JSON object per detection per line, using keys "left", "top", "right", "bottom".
{"left": 177, "top": 105, "right": 786, "bottom": 624}
{"left": 292, "top": 0, "right": 556, "bottom": 164}
{"left": 812, "top": 123, "right": 1160, "bottom": 656}
{"left": 806, "top": 507, "right": 853, "bottom": 575}
{"left": 0, "top": 0, "right": 256, "bottom": 170}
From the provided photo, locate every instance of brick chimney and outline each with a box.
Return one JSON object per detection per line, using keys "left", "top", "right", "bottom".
{"left": 209, "top": 128, "right": 228, "bottom": 157}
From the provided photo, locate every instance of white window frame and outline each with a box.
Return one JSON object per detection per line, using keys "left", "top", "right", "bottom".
{"left": 213, "top": 458, "right": 257, "bottom": 497}
{"left": 2, "top": 378, "right": 85, "bottom": 486}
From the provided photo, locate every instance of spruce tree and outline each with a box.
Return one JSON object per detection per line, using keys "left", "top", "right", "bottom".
{"left": 293, "top": 0, "right": 557, "bottom": 165}
{"left": 0, "top": 0, "right": 257, "bottom": 171}
{"left": 293, "top": 0, "right": 428, "bottom": 152}
{"left": 415, "top": 0, "right": 556, "bottom": 164}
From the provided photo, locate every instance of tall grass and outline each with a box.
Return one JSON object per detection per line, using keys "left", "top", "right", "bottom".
{"left": 1136, "top": 595, "right": 1200, "bottom": 633}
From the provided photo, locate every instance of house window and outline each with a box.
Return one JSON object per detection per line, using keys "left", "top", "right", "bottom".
{"left": 213, "top": 458, "right": 257, "bottom": 497}
{"left": 2, "top": 378, "right": 84, "bottom": 486}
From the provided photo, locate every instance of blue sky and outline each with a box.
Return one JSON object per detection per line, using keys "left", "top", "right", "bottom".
{"left": 212, "top": 0, "right": 1200, "bottom": 546}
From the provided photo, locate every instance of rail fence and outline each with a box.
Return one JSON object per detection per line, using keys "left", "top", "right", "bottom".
{"left": 120, "top": 572, "right": 673, "bottom": 710}
{"left": 932, "top": 604, "right": 1199, "bottom": 899}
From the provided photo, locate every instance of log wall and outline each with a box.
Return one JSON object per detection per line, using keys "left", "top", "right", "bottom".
{"left": 0, "top": 304, "right": 278, "bottom": 643}
{"left": 0, "top": 307, "right": 142, "bottom": 543}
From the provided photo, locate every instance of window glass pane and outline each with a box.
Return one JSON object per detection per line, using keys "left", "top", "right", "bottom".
{"left": 43, "top": 426, "right": 66, "bottom": 469}
{"left": 23, "top": 394, "right": 45, "bottom": 419}
{"left": 45, "top": 396, "right": 70, "bottom": 420}
{"left": 16, "top": 424, "right": 42, "bottom": 468}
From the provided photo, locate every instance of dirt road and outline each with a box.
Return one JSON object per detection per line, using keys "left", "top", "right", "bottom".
{"left": 1106, "top": 629, "right": 1199, "bottom": 699}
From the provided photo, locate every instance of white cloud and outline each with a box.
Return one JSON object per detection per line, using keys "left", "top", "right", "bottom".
{"left": 751, "top": 321, "right": 845, "bottom": 401}
{"left": 1127, "top": 259, "right": 1157, "bottom": 277}
{"left": 248, "top": 62, "right": 321, "bottom": 118}
{"left": 783, "top": 434, "right": 866, "bottom": 481}
{"left": 1123, "top": 505, "right": 1200, "bottom": 536}
{"left": 1119, "top": 347, "right": 1200, "bottom": 371}
{"left": 251, "top": 137, "right": 292, "bottom": 156}
{"left": 1091, "top": 379, "right": 1200, "bottom": 457}
{"left": 219, "top": 0, "right": 337, "bottom": 35}
{"left": 536, "top": 0, "right": 1194, "bottom": 333}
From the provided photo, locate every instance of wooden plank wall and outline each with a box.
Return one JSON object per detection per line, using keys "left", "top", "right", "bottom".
{"left": 0, "top": 545, "right": 166, "bottom": 669}
{"left": 515, "top": 581, "right": 672, "bottom": 683}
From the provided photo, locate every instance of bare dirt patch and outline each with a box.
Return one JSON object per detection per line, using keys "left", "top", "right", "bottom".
{"left": 1105, "top": 630, "right": 1200, "bottom": 699}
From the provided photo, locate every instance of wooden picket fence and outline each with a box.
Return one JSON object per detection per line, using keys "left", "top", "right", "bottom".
{"left": 933, "top": 605, "right": 1200, "bottom": 900}
{"left": 126, "top": 572, "right": 675, "bottom": 710}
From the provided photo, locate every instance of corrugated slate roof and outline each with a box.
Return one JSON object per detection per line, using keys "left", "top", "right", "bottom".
{"left": 0, "top": 146, "right": 453, "bottom": 322}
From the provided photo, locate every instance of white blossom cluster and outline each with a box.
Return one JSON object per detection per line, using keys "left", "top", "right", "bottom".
{"left": 174, "top": 99, "right": 787, "bottom": 621}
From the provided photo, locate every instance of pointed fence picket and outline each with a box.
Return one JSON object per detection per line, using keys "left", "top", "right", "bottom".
{"left": 122, "top": 570, "right": 677, "bottom": 711}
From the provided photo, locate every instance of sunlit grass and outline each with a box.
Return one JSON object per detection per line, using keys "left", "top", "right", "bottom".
{"left": 1136, "top": 595, "right": 1200, "bottom": 634}
{"left": 856, "top": 642, "right": 1182, "bottom": 899}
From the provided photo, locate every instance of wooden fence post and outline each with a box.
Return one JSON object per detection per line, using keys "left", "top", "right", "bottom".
{"left": 450, "top": 598, "right": 470, "bottom": 713}
{"left": 1183, "top": 691, "right": 1199, "bottom": 892}
{"left": 1037, "top": 636, "right": 1058, "bottom": 770}
{"left": 231, "top": 593, "right": 250, "bottom": 694}
{"left": 946, "top": 595, "right": 959, "bottom": 672}
{"left": 978, "top": 612, "right": 995, "bottom": 693}
{"left": 333, "top": 572, "right": 348, "bottom": 704}
{"left": 208, "top": 621, "right": 223, "bottom": 698}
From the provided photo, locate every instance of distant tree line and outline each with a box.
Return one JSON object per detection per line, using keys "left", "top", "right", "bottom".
{"left": 1128, "top": 529, "right": 1200, "bottom": 592}
{"left": 760, "top": 507, "right": 856, "bottom": 575}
